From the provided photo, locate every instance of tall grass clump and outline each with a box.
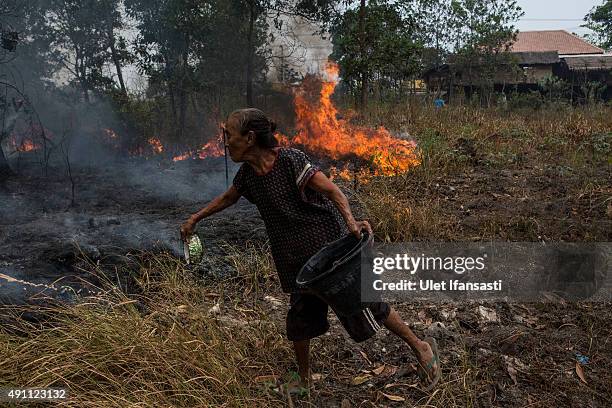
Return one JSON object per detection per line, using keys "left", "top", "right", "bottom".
{"left": 355, "top": 176, "right": 459, "bottom": 242}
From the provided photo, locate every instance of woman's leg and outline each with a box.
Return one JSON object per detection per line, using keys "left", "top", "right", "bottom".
{"left": 292, "top": 339, "right": 310, "bottom": 386}
{"left": 286, "top": 294, "right": 328, "bottom": 387}
{"left": 382, "top": 307, "right": 439, "bottom": 379}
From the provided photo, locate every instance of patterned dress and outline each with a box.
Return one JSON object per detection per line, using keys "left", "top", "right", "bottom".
{"left": 232, "top": 147, "right": 348, "bottom": 293}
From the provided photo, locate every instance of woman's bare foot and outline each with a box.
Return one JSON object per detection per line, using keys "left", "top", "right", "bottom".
{"left": 381, "top": 308, "right": 441, "bottom": 389}
{"left": 287, "top": 371, "right": 310, "bottom": 395}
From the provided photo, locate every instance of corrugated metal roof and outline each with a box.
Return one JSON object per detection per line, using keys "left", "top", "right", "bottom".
{"left": 511, "top": 31, "right": 604, "bottom": 55}
{"left": 511, "top": 51, "right": 560, "bottom": 65}
{"left": 564, "top": 55, "right": 612, "bottom": 71}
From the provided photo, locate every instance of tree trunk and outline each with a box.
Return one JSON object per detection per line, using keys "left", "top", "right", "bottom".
{"left": 75, "top": 48, "right": 90, "bottom": 103}
{"left": 168, "top": 82, "right": 178, "bottom": 135}
{"left": 361, "top": 73, "right": 368, "bottom": 111}
{"left": 166, "top": 56, "right": 178, "bottom": 134}
{"left": 0, "top": 146, "right": 14, "bottom": 178}
{"left": 358, "top": 0, "right": 367, "bottom": 111}
{"left": 178, "top": 89, "right": 187, "bottom": 140}
{"left": 0, "top": 98, "right": 24, "bottom": 178}
{"left": 177, "top": 36, "right": 190, "bottom": 141}
{"left": 246, "top": 0, "right": 256, "bottom": 107}
{"left": 108, "top": 28, "right": 128, "bottom": 98}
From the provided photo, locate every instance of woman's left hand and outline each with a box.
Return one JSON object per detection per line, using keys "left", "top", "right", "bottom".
{"left": 349, "top": 220, "right": 372, "bottom": 238}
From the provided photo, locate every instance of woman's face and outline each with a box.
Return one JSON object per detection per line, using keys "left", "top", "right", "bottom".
{"left": 223, "top": 117, "right": 254, "bottom": 162}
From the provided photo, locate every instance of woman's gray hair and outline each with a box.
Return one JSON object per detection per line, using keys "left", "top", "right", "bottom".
{"left": 228, "top": 108, "right": 278, "bottom": 148}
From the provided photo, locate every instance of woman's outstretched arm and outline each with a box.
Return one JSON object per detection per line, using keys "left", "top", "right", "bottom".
{"left": 306, "top": 171, "right": 372, "bottom": 238}
{"left": 180, "top": 185, "right": 242, "bottom": 241}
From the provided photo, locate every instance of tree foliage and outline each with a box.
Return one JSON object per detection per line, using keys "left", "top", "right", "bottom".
{"left": 584, "top": 0, "right": 612, "bottom": 50}
{"left": 330, "top": 0, "right": 423, "bottom": 106}
{"left": 24, "top": 0, "right": 129, "bottom": 101}
{"left": 449, "top": 0, "right": 523, "bottom": 104}
{"left": 124, "top": 0, "right": 271, "bottom": 138}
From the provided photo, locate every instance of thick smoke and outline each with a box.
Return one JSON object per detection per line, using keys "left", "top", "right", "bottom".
{"left": 0, "top": 72, "right": 243, "bottom": 307}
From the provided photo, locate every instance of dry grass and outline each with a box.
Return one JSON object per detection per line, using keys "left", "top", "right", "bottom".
{"left": 356, "top": 178, "right": 459, "bottom": 242}
{"left": 356, "top": 102, "right": 611, "bottom": 175}
{"left": 0, "top": 250, "right": 291, "bottom": 408}
{"left": 349, "top": 103, "right": 611, "bottom": 243}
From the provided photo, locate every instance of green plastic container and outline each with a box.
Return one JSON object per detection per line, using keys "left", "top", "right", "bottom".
{"left": 183, "top": 234, "right": 203, "bottom": 264}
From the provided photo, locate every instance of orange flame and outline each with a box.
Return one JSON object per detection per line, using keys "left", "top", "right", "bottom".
{"left": 282, "top": 61, "right": 420, "bottom": 178}
{"left": 148, "top": 137, "right": 164, "bottom": 154}
{"left": 172, "top": 151, "right": 193, "bottom": 162}
{"left": 197, "top": 133, "right": 225, "bottom": 159}
{"left": 172, "top": 132, "right": 224, "bottom": 161}
{"left": 10, "top": 136, "right": 40, "bottom": 152}
{"left": 101, "top": 128, "right": 122, "bottom": 150}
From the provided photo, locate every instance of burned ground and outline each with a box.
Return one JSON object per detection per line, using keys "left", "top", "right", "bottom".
{"left": 0, "top": 156, "right": 265, "bottom": 304}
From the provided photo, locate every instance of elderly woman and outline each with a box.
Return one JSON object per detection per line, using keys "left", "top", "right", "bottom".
{"left": 181, "top": 108, "right": 440, "bottom": 392}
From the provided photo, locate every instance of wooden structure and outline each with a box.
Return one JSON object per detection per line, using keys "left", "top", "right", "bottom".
{"left": 423, "top": 30, "right": 612, "bottom": 101}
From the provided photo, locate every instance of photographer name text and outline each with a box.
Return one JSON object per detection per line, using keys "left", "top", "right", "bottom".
{"left": 373, "top": 279, "right": 503, "bottom": 291}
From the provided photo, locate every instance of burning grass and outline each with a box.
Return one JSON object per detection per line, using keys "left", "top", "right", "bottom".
{"left": 278, "top": 63, "right": 421, "bottom": 177}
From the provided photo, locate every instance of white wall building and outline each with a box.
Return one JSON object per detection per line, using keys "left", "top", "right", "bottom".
{"left": 266, "top": 15, "right": 333, "bottom": 84}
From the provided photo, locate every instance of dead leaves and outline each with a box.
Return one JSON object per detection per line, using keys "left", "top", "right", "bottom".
{"left": 263, "top": 295, "right": 283, "bottom": 309}
{"left": 351, "top": 362, "right": 401, "bottom": 386}
{"left": 253, "top": 374, "right": 278, "bottom": 383}
{"left": 575, "top": 362, "right": 587, "bottom": 384}
{"left": 311, "top": 373, "right": 325, "bottom": 382}
{"left": 351, "top": 374, "right": 371, "bottom": 385}
{"left": 506, "top": 360, "right": 519, "bottom": 385}
{"left": 350, "top": 364, "right": 400, "bottom": 386}
{"left": 380, "top": 392, "right": 405, "bottom": 402}
{"left": 372, "top": 364, "right": 386, "bottom": 376}
{"left": 477, "top": 305, "right": 499, "bottom": 323}
{"left": 384, "top": 382, "right": 418, "bottom": 390}
{"left": 503, "top": 355, "right": 528, "bottom": 385}
{"left": 358, "top": 350, "right": 372, "bottom": 366}
{"left": 418, "top": 310, "right": 433, "bottom": 326}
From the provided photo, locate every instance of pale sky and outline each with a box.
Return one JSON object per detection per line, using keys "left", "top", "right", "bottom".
{"left": 515, "top": 0, "right": 602, "bottom": 36}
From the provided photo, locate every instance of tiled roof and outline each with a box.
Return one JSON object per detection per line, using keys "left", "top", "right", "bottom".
{"left": 511, "top": 30, "right": 604, "bottom": 55}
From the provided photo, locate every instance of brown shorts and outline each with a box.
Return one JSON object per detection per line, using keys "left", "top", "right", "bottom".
{"left": 286, "top": 293, "right": 391, "bottom": 343}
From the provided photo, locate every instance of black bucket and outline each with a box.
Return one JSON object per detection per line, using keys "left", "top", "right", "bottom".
{"left": 296, "top": 232, "right": 374, "bottom": 316}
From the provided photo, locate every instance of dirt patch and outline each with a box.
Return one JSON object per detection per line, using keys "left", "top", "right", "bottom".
{"left": 356, "top": 163, "right": 611, "bottom": 242}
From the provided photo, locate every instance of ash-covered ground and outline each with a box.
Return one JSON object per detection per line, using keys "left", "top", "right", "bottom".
{"left": 0, "top": 153, "right": 266, "bottom": 305}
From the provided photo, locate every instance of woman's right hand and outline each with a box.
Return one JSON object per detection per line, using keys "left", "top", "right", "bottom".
{"left": 180, "top": 218, "right": 196, "bottom": 242}
{"left": 348, "top": 220, "right": 373, "bottom": 238}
